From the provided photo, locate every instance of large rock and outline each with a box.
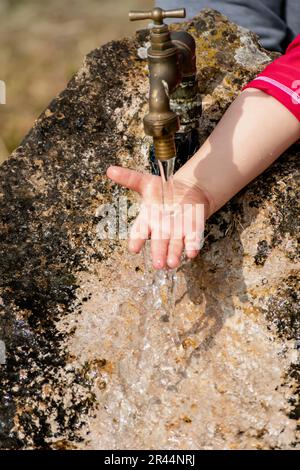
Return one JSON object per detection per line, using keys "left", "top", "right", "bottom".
{"left": 0, "top": 9, "right": 299, "bottom": 449}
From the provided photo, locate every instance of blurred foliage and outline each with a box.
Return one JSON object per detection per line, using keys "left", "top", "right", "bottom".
{"left": 0, "top": 0, "right": 153, "bottom": 162}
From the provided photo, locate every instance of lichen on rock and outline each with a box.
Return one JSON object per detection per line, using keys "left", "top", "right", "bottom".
{"left": 0, "top": 9, "right": 299, "bottom": 449}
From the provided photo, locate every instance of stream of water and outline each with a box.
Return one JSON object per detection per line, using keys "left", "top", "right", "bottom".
{"left": 142, "top": 156, "right": 179, "bottom": 341}
{"left": 153, "top": 156, "right": 177, "bottom": 318}
{"left": 115, "top": 156, "right": 188, "bottom": 441}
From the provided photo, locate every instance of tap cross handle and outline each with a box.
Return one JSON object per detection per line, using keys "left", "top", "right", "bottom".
{"left": 129, "top": 7, "right": 186, "bottom": 25}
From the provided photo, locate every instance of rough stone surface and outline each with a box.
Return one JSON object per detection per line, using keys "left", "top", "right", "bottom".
{"left": 0, "top": 10, "right": 299, "bottom": 449}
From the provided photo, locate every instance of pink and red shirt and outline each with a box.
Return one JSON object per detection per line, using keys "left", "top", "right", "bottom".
{"left": 244, "top": 35, "right": 300, "bottom": 121}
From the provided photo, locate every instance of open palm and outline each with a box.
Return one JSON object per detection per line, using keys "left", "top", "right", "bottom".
{"left": 107, "top": 166, "right": 209, "bottom": 269}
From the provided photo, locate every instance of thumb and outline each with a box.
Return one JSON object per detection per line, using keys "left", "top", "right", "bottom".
{"left": 107, "top": 166, "right": 150, "bottom": 195}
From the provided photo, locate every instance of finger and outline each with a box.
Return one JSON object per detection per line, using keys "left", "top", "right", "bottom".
{"left": 149, "top": 205, "right": 170, "bottom": 269}
{"left": 185, "top": 247, "right": 199, "bottom": 259}
{"left": 128, "top": 236, "right": 148, "bottom": 254}
{"left": 106, "top": 166, "right": 151, "bottom": 195}
{"left": 183, "top": 203, "right": 205, "bottom": 259}
{"left": 129, "top": 213, "right": 150, "bottom": 254}
{"left": 184, "top": 230, "right": 203, "bottom": 258}
{"left": 151, "top": 237, "right": 170, "bottom": 269}
{"left": 167, "top": 237, "right": 184, "bottom": 268}
{"left": 184, "top": 230, "right": 203, "bottom": 259}
{"left": 184, "top": 232, "right": 204, "bottom": 259}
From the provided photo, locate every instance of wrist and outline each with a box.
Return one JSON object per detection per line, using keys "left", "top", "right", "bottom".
{"left": 173, "top": 170, "right": 216, "bottom": 219}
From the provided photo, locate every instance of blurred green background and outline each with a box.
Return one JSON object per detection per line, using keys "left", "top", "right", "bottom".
{"left": 0, "top": 0, "right": 153, "bottom": 162}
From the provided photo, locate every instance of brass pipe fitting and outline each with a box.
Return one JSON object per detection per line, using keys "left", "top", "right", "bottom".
{"left": 129, "top": 7, "right": 197, "bottom": 161}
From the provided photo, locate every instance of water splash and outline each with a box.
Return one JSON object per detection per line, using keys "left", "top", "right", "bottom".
{"left": 115, "top": 156, "right": 186, "bottom": 440}
{"left": 145, "top": 156, "right": 178, "bottom": 330}
{"left": 156, "top": 156, "right": 177, "bottom": 316}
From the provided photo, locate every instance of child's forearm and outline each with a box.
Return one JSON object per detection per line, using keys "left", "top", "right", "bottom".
{"left": 175, "top": 88, "right": 300, "bottom": 216}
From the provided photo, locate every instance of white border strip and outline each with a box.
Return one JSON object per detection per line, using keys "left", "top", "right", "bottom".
{"left": 251, "top": 76, "right": 300, "bottom": 104}
{"left": 0, "top": 340, "right": 6, "bottom": 364}
{"left": 0, "top": 80, "right": 6, "bottom": 105}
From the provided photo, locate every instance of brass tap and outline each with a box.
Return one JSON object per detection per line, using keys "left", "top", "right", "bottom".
{"left": 129, "top": 7, "right": 197, "bottom": 161}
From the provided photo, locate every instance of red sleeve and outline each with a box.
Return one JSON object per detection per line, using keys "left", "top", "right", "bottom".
{"left": 244, "top": 35, "right": 300, "bottom": 121}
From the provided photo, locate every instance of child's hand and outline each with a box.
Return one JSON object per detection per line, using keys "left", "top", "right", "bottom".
{"left": 108, "top": 89, "right": 300, "bottom": 270}
{"left": 107, "top": 166, "right": 210, "bottom": 269}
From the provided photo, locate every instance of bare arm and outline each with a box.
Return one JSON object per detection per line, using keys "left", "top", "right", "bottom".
{"left": 107, "top": 88, "right": 300, "bottom": 268}
{"left": 175, "top": 88, "right": 300, "bottom": 216}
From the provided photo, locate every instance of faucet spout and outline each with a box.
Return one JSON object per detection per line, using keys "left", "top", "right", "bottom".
{"left": 129, "top": 7, "right": 197, "bottom": 161}
{"left": 144, "top": 42, "right": 181, "bottom": 160}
